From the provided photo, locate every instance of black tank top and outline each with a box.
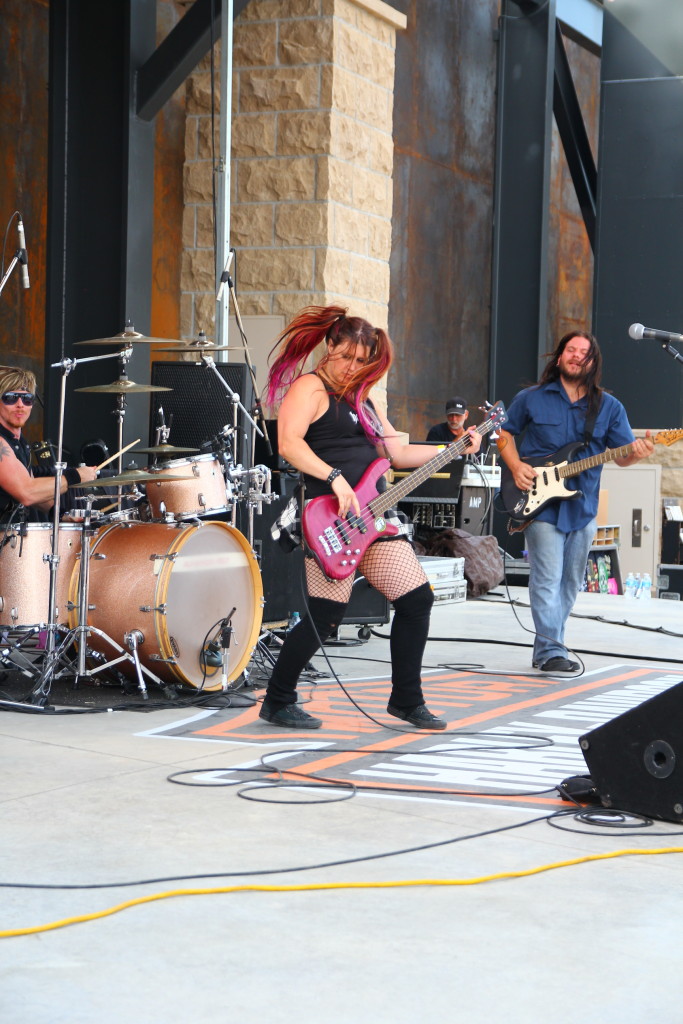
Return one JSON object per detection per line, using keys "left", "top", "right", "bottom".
{"left": 302, "top": 385, "right": 378, "bottom": 498}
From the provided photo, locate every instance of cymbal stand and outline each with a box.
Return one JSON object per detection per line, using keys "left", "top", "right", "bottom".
{"left": 32, "top": 488, "right": 165, "bottom": 698}
{"left": 28, "top": 349, "right": 129, "bottom": 706}
{"left": 220, "top": 254, "right": 274, "bottom": 463}
{"left": 199, "top": 354, "right": 262, "bottom": 527}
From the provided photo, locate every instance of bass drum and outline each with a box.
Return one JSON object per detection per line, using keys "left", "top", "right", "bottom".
{"left": 70, "top": 521, "right": 263, "bottom": 690}
{"left": 0, "top": 522, "right": 82, "bottom": 627}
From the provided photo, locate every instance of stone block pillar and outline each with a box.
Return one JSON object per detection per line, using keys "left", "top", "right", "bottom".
{"left": 181, "top": 0, "right": 406, "bottom": 410}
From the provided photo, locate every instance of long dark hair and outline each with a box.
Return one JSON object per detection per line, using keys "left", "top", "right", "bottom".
{"left": 538, "top": 330, "right": 604, "bottom": 419}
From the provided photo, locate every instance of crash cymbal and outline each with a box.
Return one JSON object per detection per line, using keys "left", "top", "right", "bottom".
{"left": 75, "top": 378, "right": 172, "bottom": 394}
{"left": 69, "top": 470, "right": 195, "bottom": 488}
{"left": 74, "top": 327, "right": 184, "bottom": 347}
{"left": 132, "top": 444, "right": 201, "bottom": 455}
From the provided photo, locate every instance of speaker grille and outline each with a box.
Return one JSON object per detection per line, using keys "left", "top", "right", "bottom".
{"left": 150, "top": 362, "right": 254, "bottom": 466}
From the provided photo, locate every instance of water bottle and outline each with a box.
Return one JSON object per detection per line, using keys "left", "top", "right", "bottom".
{"left": 288, "top": 611, "right": 301, "bottom": 631}
{"left": 638, "top": 573, "right": 652, "bottom": 600}
{"left": 624, "top": 572, "right": 636, "bottom": 599}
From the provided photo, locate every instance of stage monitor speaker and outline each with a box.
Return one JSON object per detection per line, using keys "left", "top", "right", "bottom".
{"left": 150, "top": 362, "right": 254, "bottom": 467}
{"left": 579, "top": 681, "right": 683, "bottom": 823}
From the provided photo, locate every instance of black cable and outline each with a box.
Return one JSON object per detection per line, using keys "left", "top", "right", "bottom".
{"left": 0, "top": 810, "right": 564, "bottom": 891}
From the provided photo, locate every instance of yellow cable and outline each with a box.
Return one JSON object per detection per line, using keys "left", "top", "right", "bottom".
{"left": 2, "top": 846, "right": 682, "bottom": 939}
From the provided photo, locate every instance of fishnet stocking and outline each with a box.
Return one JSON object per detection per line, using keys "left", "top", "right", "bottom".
{"left": 304, "top": 539, "right": 428, "bottom": 603}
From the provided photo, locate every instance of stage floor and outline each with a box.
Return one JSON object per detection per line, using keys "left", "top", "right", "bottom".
{"left": 1, "top": 587, "right": 682, "bottom": 1023}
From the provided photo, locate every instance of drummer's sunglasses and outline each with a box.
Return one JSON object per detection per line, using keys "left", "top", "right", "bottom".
{"left": 1, "top": 392, "right": 35, "bottom": 406}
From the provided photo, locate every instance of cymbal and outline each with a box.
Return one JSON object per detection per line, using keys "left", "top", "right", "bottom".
{"left": 75, "top": 378, "right": 172, "bottom": 394}
{"left": 153, "top": 345, "right": 242, "bottom": 353}
{"left": 70, "top": 470, "right": 195, "bottom": 488}
{"left": 74, "top": 328, "right": 184, "bottom": 347}
{"left": 132, "top": 444, "right": 200, "bottom": 455}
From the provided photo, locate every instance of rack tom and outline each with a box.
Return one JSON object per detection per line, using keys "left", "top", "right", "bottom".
{"left": 145, "top": 453, "right": 232, "bottom": 520}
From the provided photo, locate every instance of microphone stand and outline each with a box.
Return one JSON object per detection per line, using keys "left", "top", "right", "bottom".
{"left": 0, "top": 242, "right": 28, "bottom": 299}
{"left": 657, "top": 340, "right": 683, "bottom": 366}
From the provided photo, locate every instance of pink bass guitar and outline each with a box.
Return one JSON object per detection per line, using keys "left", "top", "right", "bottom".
{"left": 302, "top": 401, "right": 507, "bottom": 580}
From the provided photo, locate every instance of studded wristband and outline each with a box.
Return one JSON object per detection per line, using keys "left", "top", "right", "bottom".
{"left": 326, "top": 467, "right": 342, "bottom": 485}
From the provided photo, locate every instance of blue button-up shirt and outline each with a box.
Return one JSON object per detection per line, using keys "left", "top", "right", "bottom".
{"left": 504, "top": 380, "right": 635, "bottom": 533}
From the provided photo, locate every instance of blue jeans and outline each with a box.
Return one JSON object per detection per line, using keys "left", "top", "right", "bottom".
{"left": 524, "top": 517, "right": 596, "bottom": 666}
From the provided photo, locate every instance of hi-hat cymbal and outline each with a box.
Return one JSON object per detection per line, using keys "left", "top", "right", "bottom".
{"left": 69, "top": 470, "right": 194, "bottom": 488}
{"left": 132, "top": 444, "right": 200, "bottom": 455}
{"left": 74, "top": 328, "right": 184, "bottom": 347}
{"left": 153, "top": 345, "right": 242, "bottom": 353}
{"left": 75, "top": 378, "right": 172, "bottom": 394}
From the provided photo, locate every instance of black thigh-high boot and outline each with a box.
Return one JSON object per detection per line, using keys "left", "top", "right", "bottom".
{"left": 388, "top": 582, "right": 434, "bottom": 710}
{"left": 264, "top": 596, "right": 347, "bottom": 710}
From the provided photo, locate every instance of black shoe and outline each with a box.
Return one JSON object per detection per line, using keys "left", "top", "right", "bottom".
{"left": 537, "top": 656, "right": 580, "bottom": 673}
{"left": 387, "top": 703, "right": 447, "bottom": 730}
{"left": 259, "top": 699, "right": 322, "bottom": 729}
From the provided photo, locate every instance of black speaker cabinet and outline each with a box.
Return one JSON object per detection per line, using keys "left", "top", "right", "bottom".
{"left": 343, "top": 575, "right": 390, "bottom": 627}
{"left": 579, "top": 681, "right": 683, "bottom": 823}
{"left": 150, "top": 362, "right": 254, "bottom": 467}
{"left": 252, "top": 490, "right": 305, "bottom": 625}
{"left": 252, "top": 493, "right": 390, "bottom": 628}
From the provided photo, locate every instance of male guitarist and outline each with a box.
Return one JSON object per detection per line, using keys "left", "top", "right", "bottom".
{"left": 259, "top": 305, "right": 481, "bottom": 730}
{"left": 497, "top": 331, "right": 653, "bottom": 674}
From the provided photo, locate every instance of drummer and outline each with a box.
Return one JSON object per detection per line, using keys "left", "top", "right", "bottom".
{"left": 0, "top": 367, "right": 98, "bottom": 523}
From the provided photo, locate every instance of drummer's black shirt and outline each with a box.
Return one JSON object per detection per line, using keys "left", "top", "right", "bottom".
{"left": 0, "top": 423, "right": 48, "bottom": 523}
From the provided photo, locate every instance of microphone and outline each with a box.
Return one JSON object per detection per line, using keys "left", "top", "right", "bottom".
{"left": 216, "top": 248, "right": 235, "bottom": 302}
{"left": 629, "top": 322, "right": 683, "bottom": 344}
{"left": 17, "top": 218, "right": 30, "bottom": 290}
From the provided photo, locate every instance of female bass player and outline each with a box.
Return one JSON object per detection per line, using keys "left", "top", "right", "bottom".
{"left": 259, "top": 305, "right": 481, "bottom": 730}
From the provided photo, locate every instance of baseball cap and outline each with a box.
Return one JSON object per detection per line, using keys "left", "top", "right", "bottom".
{"left": 445, "top": 396, "right": 467, "bottom": 415}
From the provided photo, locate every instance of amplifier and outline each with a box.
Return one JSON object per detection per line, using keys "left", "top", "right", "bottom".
{"left": 657, "top": 564, "right": 683, "bottom": 600}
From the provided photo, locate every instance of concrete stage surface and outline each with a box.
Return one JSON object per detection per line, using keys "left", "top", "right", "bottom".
{"left": 1, "top": 587, "right": 682, "bottom": 1023}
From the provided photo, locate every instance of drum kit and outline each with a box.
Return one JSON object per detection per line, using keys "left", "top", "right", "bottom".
{"left": 0, "top": 324, "right": 275, "bottom": 708}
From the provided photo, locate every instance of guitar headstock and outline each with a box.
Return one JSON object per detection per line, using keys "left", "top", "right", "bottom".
{"left": 654, "top": 429, "right": 683, "bottom": 447}
{"left": 482, "top": 401, "right": 507, "bottom": 430}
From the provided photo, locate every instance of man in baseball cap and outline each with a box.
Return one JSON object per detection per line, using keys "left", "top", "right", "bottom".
{"left": 426, "top": 396, "right": 469, "bottom": 443}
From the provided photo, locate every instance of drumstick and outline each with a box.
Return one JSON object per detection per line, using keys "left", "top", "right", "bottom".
{"left": 96, "top": 438, "right": 141, "bottom": 472}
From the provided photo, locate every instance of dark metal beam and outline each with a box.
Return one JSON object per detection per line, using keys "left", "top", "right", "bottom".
{"left": 136, "top": 0, "right": 251, "bottom": 122}
{"left": 553, "top": 22, "right": 597, "bottom": 249}
{"left": 489, "top": 0, "right": 556, "bottom": 404}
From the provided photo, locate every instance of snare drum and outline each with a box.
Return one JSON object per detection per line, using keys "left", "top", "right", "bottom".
{"left": 145, "top": 454, "right": 232, "bottom": 520}
{"left": 0, "top": 522, "right": 82, "bottom": 627}
{"left": 70, "top": 520, "right": 263, "bottom": 690}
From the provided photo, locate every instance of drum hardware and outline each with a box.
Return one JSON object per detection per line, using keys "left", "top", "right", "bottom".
{"left": 124, "top": 630, "right": 148, "bottom": 699}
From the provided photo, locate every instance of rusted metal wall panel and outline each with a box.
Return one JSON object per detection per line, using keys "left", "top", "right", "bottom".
{"left": 388, "top": 0, "right": 499, "bottom": 441}
{"left": 389, "top": 2, "right": 599, "bottom": 440}
{"left": 0, "top": 0, "right": 49, "bottom": 443}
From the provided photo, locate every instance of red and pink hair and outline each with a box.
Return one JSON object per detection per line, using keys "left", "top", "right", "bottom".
{"left": 267, "top": 305, "right": 393, "bottom": 442}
